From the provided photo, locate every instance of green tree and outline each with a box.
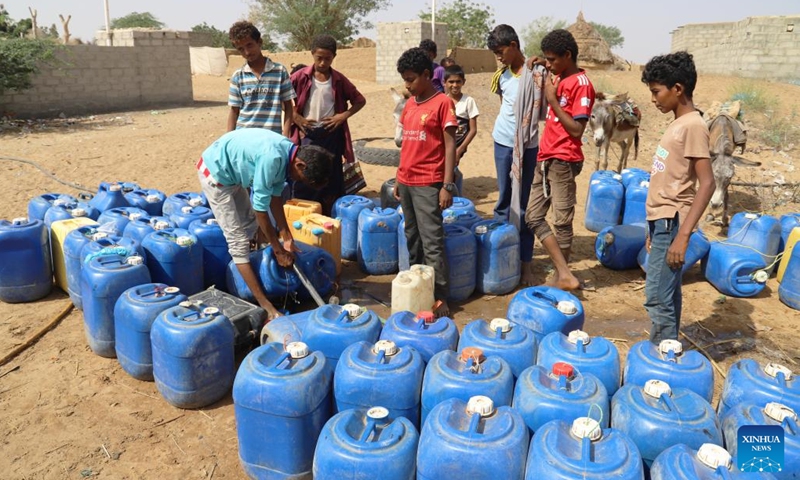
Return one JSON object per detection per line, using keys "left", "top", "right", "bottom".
{"left": 0, "top": 4, "right": 32, "bottom": 38}
{"left": 249, "top": 0, "right": 389, "bottom": 51}
{"left": 520, "top": 16, "right": 567, "bottom": 57}
{"left": 110, "top": 12, "right": 165, "bottom": 29}
{"left": 418, "top": 0, "right": 494, "bottom": 49}
{"left": 0, "top": 38, "right": 58, "bottom": 96}
{"left": 590, "top": 21, "right": 624, "bottom": 49}
{"left": 191, "top": 22, "right": 233, "bottom": 49}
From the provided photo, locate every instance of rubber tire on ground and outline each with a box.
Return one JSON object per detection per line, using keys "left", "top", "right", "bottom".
{"left": 353, "top": 137, "right": 400, "bottom": 167}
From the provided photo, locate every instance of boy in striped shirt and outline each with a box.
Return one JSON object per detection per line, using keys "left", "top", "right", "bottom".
{"left": 227, "top": 21, "right": 295, "bottom": 135}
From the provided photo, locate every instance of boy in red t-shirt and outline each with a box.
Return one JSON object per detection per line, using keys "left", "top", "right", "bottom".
{"left": 394, "top": 47, "right": 458, "bottom": 317}
{"left": 525, "top": 29, "right": 595, "bottom": 290}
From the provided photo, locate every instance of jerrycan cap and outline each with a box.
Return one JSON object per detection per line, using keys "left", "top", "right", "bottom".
{"left": 53, "top": 198, "right": 70, "bottom": 207}
{"left": 179, "top": 300, "right": 194, "bottom": 308}
{"left": 292, "top": 220, "right": 302, "bottom": 230}
{"left": 181, "top": 206, "right": 193, "bottom": 214}
{"left": 552, "top": 362, "right": 575, "bottom": 378}
{"left": 206, "top": 218, "right": 218, "bottom": 226}
{"left": 12, "top": 217, "right": 28, "bottom": 224}
{"left": 489, "top": 318, "right": 511, "bottom": 333}
{"left": 744, "top": 213, "right": 759, "bottom": 220}
{"left": 417, "top": 311, "right": 435, "bottom": 324}
{"left": 460, "top": 347, "right": 484, "bottom": 363}
{"left": 188, "top": 197, "right": 203, "bottom": 207}
{"left": 697, "top": 444, "right": 732, "bottom": 470}
{"left": 70, "top": 208, "right": 87, "bottom": 217}
{"left": 644, "top": 379, "right": 672, "bottom": 398}
{"left": 342, "top": 303, "right": 362, "bottom": 318}
{"left": 176, "top": 235, "right": 193, "bottom": 247}
{"left": 146, "top": 194, "right": 161, "bottom": 203}
{"left": 466, "top": 396, "right": 494, "bottom": 417}
{"left": 129, "top": 212, "right": 143, "bottom": 221}
{"left": 764, "top": 402, "right": 797, "bottom": 422}
{"left": 764, "top": 362, "right": 793, "bottom": 380}
{"left": 202, "top": 307, "right": 220, "bottom": 316}
{"left": 613, "top": 174, "right": 622, "bottom": 181}
{"left": 571, "top": 417, "right": 602, "bottom": 441}
{"left": 474, "top": 225, "right": 488, "bottom": 234}
{"left": 374, "top": 340, "right": 398, "bottom": 356}
{"left": 753, "top": 270, "right": 769, "bottom": 283}
{"left": 640, "top": 180, "right": 650, "bottom": 188}
{"left": 443, "top": 214, "right": 457, "bottom": 224}
{"left": 659, "top": 339, "right": 683, "bottom": 355}
{"left": 153, "top": 220, "right": 170, "bottom": 230}
{"left": 557, "top": 301, "right": 578, "bottom": 315}
{"left": 91, "top": 232, "right": 108, "bottom": 241}
{"left": 367, "top": 406, "right": 390, "bottom": 420}
{"left": 126, "top": 255, "right": 144, "bottom": 266}
{"left": 395, "top": 271, "right": 412, "bottom": 285}
{"left": 163, "top": 287, "right": 180, "bottom": 294}
{"left": 286, "top": 341, "right": 309, "bottom": 359}
{"left": 108, "top": 184, "right": 122, "bottom": 192}
{"left": 568, "top": 330, "right": 591, "bottom": 345}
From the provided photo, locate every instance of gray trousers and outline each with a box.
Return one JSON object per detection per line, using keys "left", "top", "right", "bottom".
{"left": 197, "top": 170, "right": 258, "bottom": 264}
{"left": 397, "top": 182, "right": 449, "bottom": 301}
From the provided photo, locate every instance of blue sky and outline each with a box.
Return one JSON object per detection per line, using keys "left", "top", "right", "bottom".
{"left": 6, "top": 0, "right": 798, "bottom": 63}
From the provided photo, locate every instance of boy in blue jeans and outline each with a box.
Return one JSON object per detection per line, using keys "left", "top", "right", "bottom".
{"left": 641, "top": 51, "right": 715, "bottom": 343}
{"left": 227, "top": 21, "right": 295, "bottom": 135}
{"left": 394, "top": 47, "right": 458, "bottom": 317}
{"left": 487, "top": 25, "right": 538, "bottom": 286}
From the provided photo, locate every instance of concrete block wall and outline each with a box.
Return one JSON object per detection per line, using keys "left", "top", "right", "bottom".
{"left": 376, "top": 21, "right": 448, "bottom": 85}
{"left": 0, "top": 44, "right": 193, "bottom": 118}
{"left": 95, "top": 29, "right": 191, "bottom": 47}
{"left": 671, "top": 15, "right": 800, "bottom": 83}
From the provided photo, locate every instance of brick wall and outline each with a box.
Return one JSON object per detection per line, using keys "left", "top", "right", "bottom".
{"left": 0, "top": 39, "right": 193, "bottom": 118}
{"left": 376, "top": 21, "right": 448, "bottom": 85}
{"left": 671, "top": 15, "right": 800, "bottom": 84}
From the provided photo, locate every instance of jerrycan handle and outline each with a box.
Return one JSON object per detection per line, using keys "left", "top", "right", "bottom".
{"left": 581, "top": 436, "right": 592, "bottom": 464}
{"left": 783, "top": 415, "right": 798, "bottom": 435}
{"left": 467, "top": 412, "right": 481, "bottom": 434}
{"left": 359, "top": 416, "right": 380, "bottom": 443}
{"left": 272, "top": 351, "right": 292, "bottom": 370}
{"left": 78, "top": 192, "right": 94, "bottom": 201}
{"left": 336, "top": 309, "right": 350, "bottom": 323}
{"left": 659, "top": 392, "right": 676, "bottom": 413}
{"left": 530, "top": 289, "right": 559, "bottom": 307}
{"left": 416, "top": 311, "right": 435, "bottom": 330}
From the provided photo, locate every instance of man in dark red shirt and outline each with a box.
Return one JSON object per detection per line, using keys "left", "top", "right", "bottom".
{"left": 525, "top": 29, "right": 595, "bottom": 290}
{"left": 290, "top": 34, "right": 366, "bottom": 215}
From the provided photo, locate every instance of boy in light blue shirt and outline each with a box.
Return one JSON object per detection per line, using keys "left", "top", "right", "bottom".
{"left": 197, "top": 128, "right": 332, "bottom": 318}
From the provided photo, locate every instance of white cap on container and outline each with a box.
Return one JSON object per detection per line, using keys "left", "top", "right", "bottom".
{"left": 697, "top": 444, "right": 732, "bottom": 470}
{"left": 557, "top": 301, "right": 578, "bottom": 315}
{"left": 109, "top": 184, "right": 122, "bottom": 192}
{"left": 286, "top": 341, "right": 309, "bottom": 359}
{"left": 644, "top": 379, "right": 672, "bottom": 398}
{"left": 374, "top": 340, "right": 398, "bottom": 356}
{"left": 342, "top": 303, "right": 362, "bottom": 318}
{"left": 153, "top": 220, "right": 170, "bottom": 230}
{"left": 367, "top": 406, "right": 390, "bottom": 420}
{"left": 179, "top": 300, "right": 193, "bottom": 308}
{"left": 641, "top": 181, "right": 650, "bottom": 188}
{"left": 202, "top": 307, "right": 220, "bottom": 316}
{"left": 91, "top": 232, "right": 108, "bottom": 241}
{"left": 613, "top": 174, "right": 622, "bottom": 181}
{"left": 571, "top": 417, "right": 602, "bottom": 441}
{"left": 70, "top": 208, "right": 87, "bottom": 217}
{"left": 12, "top": 217, "right": 28, "bottom": 224}
{"left": 181, "top": 206, "right": 193, "bottom": 214}
{"left": 659, "top": 339, "right": 683, "bottom": 355}
{"left": 443, "top": 215, "right": 456, "bottom": 224}
{"left": 164, "top": 287, "right": 180, "bottom": 294}
{"left": 567, "top": 330, "right": 591, "bottom": 345}
{"left": 395, "top": 272, "right": 412, "bottom": 285}
{"left": 466, "top": 396, "right": 495, "bottom": 417}
{"left": 53, "top": 198, "right": 69, "bottom": 206}
{"left": 129, "top": 212, "right": 143, "bottom": 221}
{"left": 126, "top": 255, "right": 144, "bottom": 266}
{"left": 753, "top": 270, "right": 769, "bottom": 283}
{"left": 764, "top": 363, "right": 793, "bottom": 380}
{"left": 474, "top": 225, "right": 488, "bottom": 234}
{"left": 207, "top": 218, "right": 218, "bottom": 226}
{"left": 146, "top": 194, "right": 160, "bottom": 203}
{"left": 489, "top": 318, "right": 511, "bottom": 333}
{"left": 744, "top": 213, "right": 759, "bottom": 220}
{"left": 764, "top": 402, "right": 797, "bottom": 422}
{"left": 188, "top": 197, "right": 203, "bottom": 207}
{"left": 176, "top": 236, "right": 193, "bottom": 247}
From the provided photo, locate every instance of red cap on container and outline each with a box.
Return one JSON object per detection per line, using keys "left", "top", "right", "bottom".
{"left": 417, "top": 311, "right": 435, "bottom": 324}
{"left": 552, "top": 362, "right": 574, "bottom": 378}
{"left": 460, "top": 347, "right": 484, "bottom": 363}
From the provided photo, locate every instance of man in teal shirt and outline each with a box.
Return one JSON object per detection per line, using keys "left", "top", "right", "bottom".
{"left": 197, "top": 128, "right": 332, "bottom": 318}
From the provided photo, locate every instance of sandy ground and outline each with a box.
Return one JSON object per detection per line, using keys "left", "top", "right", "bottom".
{"left": 1, "top": 48, "right": 799, "bottom": 479}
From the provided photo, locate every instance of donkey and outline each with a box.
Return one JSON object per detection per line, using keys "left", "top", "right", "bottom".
{"left": 390, "top": 88, "right": 409, "bottom": 147}
{"left": 589, "top": 92, "right": 641, "bottom": 173}
{"left": 705, "top": 114, "right": 761, "bottom": 226}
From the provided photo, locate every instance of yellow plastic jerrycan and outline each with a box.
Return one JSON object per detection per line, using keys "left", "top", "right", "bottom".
{"left": 283, "top": 199, "right": 322, "bottom": 226}
{"left": 50, "top": 217, "right": 98, "bottom": 291}
{"left": 778, "top": 227, "right": 800, "bottom": 282}
{"left": 291, "top": 214, "right": 342, "bottom": 274}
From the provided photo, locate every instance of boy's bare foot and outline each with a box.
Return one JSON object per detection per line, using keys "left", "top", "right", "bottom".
{"left": 544, "top": 272, "right": 581, "bottom": 291}
{"left": 520, "top": 261, "right": 535, "bottom": 287}
{"left": 432, "top": 299, "right": 450, "bottom": 318}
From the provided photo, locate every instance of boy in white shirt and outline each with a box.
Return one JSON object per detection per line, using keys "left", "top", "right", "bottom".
{"left": 443, "top": 64, "right": 479, "bottom": 196}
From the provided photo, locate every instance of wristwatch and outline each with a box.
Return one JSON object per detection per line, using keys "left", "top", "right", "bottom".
{"left": 443, "top": 182, "right": 456, "bottom": 193}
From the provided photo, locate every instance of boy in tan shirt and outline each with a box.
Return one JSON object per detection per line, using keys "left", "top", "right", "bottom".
{"left": 641, "top": 51, "right": 715, "bottom": 344}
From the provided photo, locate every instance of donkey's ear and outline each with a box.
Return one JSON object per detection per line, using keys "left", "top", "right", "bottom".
{"left": 390, "top": 88, "right": 405, "bottom": 105}
{"left": 596, "top": 91, "right": 606, "bottom": 101}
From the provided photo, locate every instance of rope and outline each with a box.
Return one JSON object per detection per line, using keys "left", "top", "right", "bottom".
{"left": 702, "top": 215, "right": 784, "bottom": 270}
{"left": 0, "top": 155, "right": 94, "bottom": 193}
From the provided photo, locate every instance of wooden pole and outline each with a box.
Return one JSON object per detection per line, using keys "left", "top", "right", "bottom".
{"left": 103, "top": 0, "right": 111, "bottom": 45}
{"left": 28, "top": 7, "right": 38, "bottom": 39}
{"left": 59, "top": 14, "right": 71, "bottom": 44}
